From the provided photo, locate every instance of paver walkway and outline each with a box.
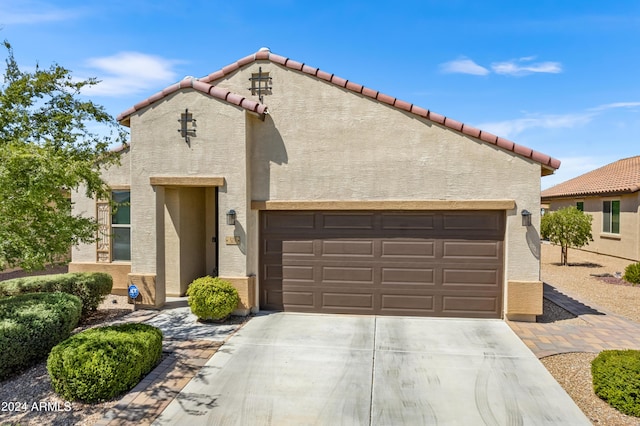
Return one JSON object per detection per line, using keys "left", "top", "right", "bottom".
{"left": 94, "top": 304, "right": 247, "bottom": 426}
{"left": 508, "top": 283, "right": 640, "bottom": 358}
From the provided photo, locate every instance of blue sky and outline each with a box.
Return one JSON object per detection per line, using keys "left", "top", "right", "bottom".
{"left": 1, "top": 0, "right": 639, "bottom": 189}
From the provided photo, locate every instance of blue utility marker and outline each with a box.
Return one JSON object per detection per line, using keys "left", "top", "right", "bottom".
{"left": 128, "top": 284, "right": 140, "bottom": 299}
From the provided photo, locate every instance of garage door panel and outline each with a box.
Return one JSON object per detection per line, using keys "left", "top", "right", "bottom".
{"left": 381, "top": 240, "right": 435, "bottom": 257}
{"left": 323, "top": 292, "right": 374, "bottom": 309}
{"left": 322, "top": 213, "right": 375, "bottom": 230}
{"left": 283, "top": 265, "right": 315, "bottom": 280}
{"left": 264, "top": 239, "right": 283, "bottom": 255}
{"left": 380, "top": 294, "right": 435, "bottom": 312}
{"left": 282, "top": 240, "right": 314, "bottom": 255}
{"left": 381, "top": 267, "right": 435, "bottom": 286}
{"left": 442, "top": 296, "right": 499, "bottom": 317}
{"left": 321, "top": 240, "right": 374, "bottom": 256}
{"left": 442, "top": 268, "right": 500, "bottom": 287}
{"left": 322, "top": 266, "right": 374, "bottom": 284}
{"left": 262, "top": 286, "right": 283, "bottom": 309}
{"left": 261, "top": 210, "right": 504, "bottom": 318}
{"left": 443, "top": 212, "right": 502, "bottom": 231}
{"left": 282, "top": 290, "right": 314, "bottom": 308}
{"left": 263, "top": 212, "right": 316, "bottom": 230}
{"left": 442, "top": 241, "right": 501, "bottom": 259}
{"left": 381, "top": 213, "right": 435, "bottom": 230}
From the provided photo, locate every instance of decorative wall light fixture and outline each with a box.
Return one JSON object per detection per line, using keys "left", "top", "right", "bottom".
{"left": 521, "top": 209, "right": 532, "bottom": 227}
{"left": 226, "top": 210, "right": 237, "bottom": 226}
{"left": 177, "top": 108, "right": 196, "bottom": 145}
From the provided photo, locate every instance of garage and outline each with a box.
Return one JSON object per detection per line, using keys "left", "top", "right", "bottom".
{"left": 259, "top": 210, "right": 505, "bottom": 318}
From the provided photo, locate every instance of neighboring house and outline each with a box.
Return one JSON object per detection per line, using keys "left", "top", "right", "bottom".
{"left": 70, "top": 48, "right": 560, "bottom": 321}
{"left": 541, "top": 156, "right": 640, "bottom": 262}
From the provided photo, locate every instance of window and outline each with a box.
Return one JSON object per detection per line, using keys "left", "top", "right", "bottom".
{"left": 111, "top": 190, "right": 131, "bottom": 261}
{"left": 603, "top": 200, "right": 620, "bottom": 234}
{"left": 576, "top": 202, "right": 584, "bottom": 212}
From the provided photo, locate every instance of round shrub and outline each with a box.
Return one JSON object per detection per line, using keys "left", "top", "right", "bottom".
{"left": 47, "top": 323, "right": 162, "bottom": 403}
{"left": 624, "top": 263, "right": 640, "bottom": 285}
{"left": 186, "top": 276, "right": 239, "bottom": 321}
{"left": 592, "top": 349, "right": 640, "bottom": 416}
{"left": 0, "top": 292, "right": 82, "bottom": 381}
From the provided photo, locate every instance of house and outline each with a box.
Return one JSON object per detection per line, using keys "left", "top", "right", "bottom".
{"left": 541, "top": 156, "right": 640, "bottom": 262}
{"left": 69, "top": 48, "right": 560, "bottom": 322}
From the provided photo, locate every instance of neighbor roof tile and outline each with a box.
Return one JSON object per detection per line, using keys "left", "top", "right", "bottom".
{"left": 542, "top": 156, "right": 640, "bottom": 199}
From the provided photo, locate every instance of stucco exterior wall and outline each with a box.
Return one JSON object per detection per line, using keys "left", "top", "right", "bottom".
{"left": 224, "top": 63, "right": 543, "bottom": 284}
{"left": 548, "top": 193, "right": 640, "bottom": 261}
{"left": 127, "top": 90, "right": 249, "bottom": 279}
{"left": 72, "top": 58, "right": 549, "bottom": 316}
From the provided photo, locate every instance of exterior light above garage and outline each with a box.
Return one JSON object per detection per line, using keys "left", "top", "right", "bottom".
{"left": 521, "top": 209, "right": 532, "bottom": 227}
{"left": 227, "top": 210, "right": 237, "bottom": 226}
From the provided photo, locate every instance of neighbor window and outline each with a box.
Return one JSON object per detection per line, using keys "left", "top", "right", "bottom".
{"left": 111, "top": 190, "right": 131, "bottom": 261}
{"left": 576, "top": 202, "right": 584, "bottom": 212}
{"left": 603, "top": 200, "right": 620, "bottom": 234}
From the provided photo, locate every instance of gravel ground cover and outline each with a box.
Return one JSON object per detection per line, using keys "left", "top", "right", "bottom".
{"left": 540, "top": 243, "right": 640, "bottom": 425}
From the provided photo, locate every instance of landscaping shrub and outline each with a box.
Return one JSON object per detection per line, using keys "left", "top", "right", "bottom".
{"left": 0, "top": 292, "right": 82, "bottom": 381}
{"left": 623, "top": 263, "right": 640, "bottom": 285}
{"left": 0, "top": 272, "right": 112, "bottom": 313}
{"left": 592, "top": 349, "right": 640, "bottom": 416}
{"left": 186, "top": 276, "right": 239, "bottom": 321}
{"left": 47, "top": 323, "right": 162, "bottom": 403}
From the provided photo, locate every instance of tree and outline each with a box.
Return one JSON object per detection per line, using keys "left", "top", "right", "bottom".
{"left": 541, "top": 206, "right": 593, "bottom": 265}
{"left": 0, "top": 41, "right": 127, "bottom": 271}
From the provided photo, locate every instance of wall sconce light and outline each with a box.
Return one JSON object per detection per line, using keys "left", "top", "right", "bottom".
{"left": 521, "top": 209, "right": 532, "bottom": 227}
{"left": 226, "top": 210, "right": 236, "bottom": 226}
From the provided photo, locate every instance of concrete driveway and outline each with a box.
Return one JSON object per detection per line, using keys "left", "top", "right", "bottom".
{"left": 154, "top": 313, "right": 590, "bottom": 425}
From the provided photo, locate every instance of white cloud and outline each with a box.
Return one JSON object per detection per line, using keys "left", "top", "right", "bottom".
{"left": 589, "top": 102, "right": 640, "bottom": 112}
{"left": 439, "top": 58, "right": 490, "bottom": 76}
{"left": 491, "top": 57, "right": 562, "bottom": 76}
{"left": 0, "top": 1, "right": 83, "bottom": 24}
{"left": 81, "top": 52, "right": 181, "bottom": 97}
{"left": 477, "top": 112, "right": 594, "bottom": 139}
{"left": 439, "top": 55, "right": 562, "bottom": 77}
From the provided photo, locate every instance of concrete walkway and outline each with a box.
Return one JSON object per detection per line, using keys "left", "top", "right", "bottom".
{"left": 153, "top": 313, "right": 589, "bottom": 425}
{"left": 508, "top": 283, "right": 640, "bottom": 358}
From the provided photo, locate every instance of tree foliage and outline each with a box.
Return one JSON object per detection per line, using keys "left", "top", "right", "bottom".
{"left": 0, "top": 41, "right": 127, "bottom": 271}
{"left": 541, "top": 206, "right": 593, "bottom": 265}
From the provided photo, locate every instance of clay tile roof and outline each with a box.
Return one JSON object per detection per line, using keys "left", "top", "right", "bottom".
{"left": 117, "top": 48, "right": 560, "bottom": 174}
{"left": 541, "top": 156, "right": 640, "bottom": 199}
{"left": 116, "top": 77, "right": 267, "bottom": 124}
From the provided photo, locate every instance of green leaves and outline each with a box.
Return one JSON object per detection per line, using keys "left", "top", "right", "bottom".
{"left": 592, "top": 350, "right": 640, "bottom": 417}
{"left": 0, "top": 40, "right": 127, "bottom": 271}
{"left": 541, "top": 206, "right": 593, "bottom": 265}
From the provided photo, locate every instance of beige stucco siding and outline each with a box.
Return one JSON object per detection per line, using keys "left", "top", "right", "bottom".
{"left": 232, "top": 63, "right": 543, "bottom": 283}
{"left": 127, "top": 90, "right": 249, "bottom": 278}
{"left": 71, "top": 58, "right": 549, "bottom": 315}
{"left": 547, "top": 193, "right": 640, "bottom": 261}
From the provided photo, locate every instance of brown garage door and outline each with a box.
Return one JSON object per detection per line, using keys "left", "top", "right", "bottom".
{"left": 259, "top": 211, "right": 504, "bottom": 318}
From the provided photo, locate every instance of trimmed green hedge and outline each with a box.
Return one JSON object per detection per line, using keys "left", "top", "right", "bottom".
{"left": 0, "top": 272, "right": 112, "bottom": 313}
{"left": 0, "top": 292, "right": 82, "bottom": 381}
{"left": 186, "top": 276, "right": 239, "bottom": 321}
{"left": 624, "top": 263, "right": 640, "bottom": 285}
{"left": 592, "top": 350, "right": 640, "bottom": 416}
{"left": 47, "top": 323, "right": 163, "bottom": 403}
